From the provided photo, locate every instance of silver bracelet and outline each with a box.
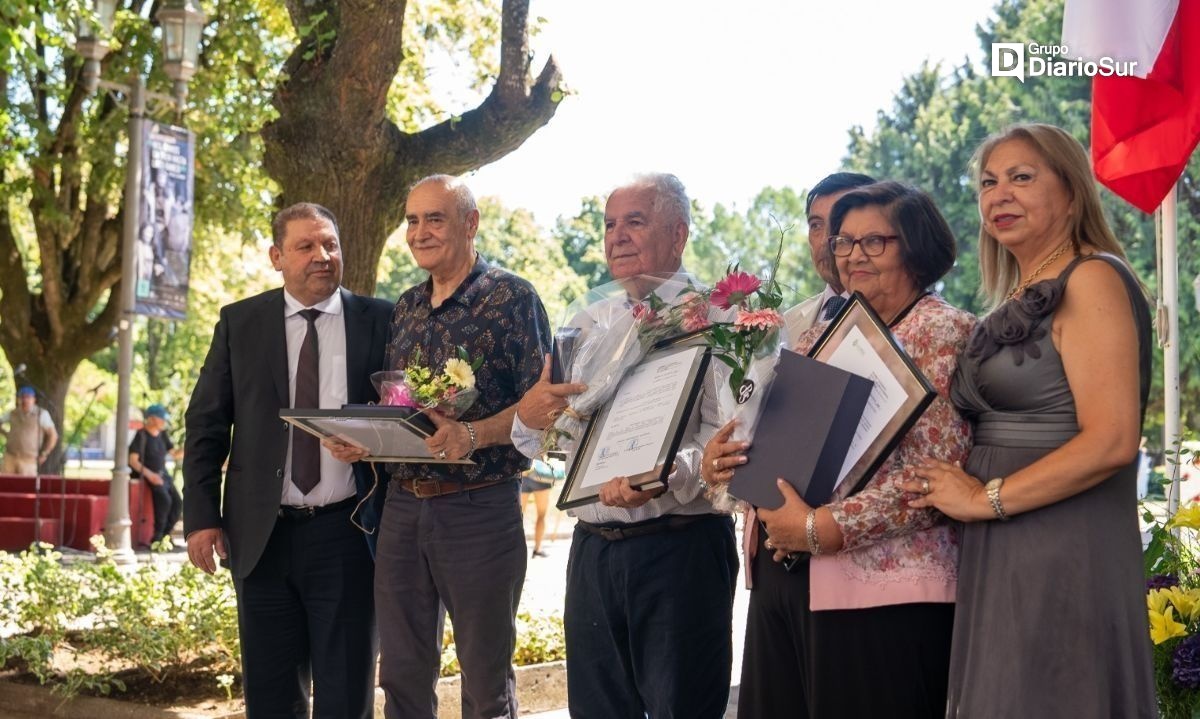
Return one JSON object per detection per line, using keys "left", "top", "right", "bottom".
{"left": 806, "top": 510, "right": 822, "bottom": 556}
{"left": 463, "top": 421, "right": 478, "bottom": 455}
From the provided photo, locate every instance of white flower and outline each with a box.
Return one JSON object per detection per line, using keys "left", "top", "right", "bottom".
{"left": 444, "top": 358, "right": 476, "bottom": 389}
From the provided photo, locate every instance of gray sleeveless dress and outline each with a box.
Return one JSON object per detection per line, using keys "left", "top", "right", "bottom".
{"left": 945, "top": 254, "right": 1156, "bottom": 718}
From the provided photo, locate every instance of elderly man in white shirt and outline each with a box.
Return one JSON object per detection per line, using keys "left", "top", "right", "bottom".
{"left": 512, "top": 173, "right": 737, "bottom": 719}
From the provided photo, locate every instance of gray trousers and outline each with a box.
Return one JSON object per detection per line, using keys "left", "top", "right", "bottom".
{"left": 375, "top": 479, "right": 526, "bottom": 719}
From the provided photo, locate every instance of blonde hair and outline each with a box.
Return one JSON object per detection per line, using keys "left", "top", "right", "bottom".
{"left": 970, "top": 123, "right": 1131, "bottom": 309}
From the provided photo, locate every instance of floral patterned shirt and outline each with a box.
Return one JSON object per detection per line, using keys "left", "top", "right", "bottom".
{"left": 795, "top": 293, "right": 976, "bottom": 608}
{"left": 386, "top": 254, "right": 551, "bottom": 483}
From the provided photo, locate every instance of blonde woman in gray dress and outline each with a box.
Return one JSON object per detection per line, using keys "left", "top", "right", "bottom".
{"left": 905, "top": 123, "right": 1156, "bottom": 718}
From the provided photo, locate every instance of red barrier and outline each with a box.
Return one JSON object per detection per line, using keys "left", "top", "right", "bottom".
{"left": 0, "top": 474, "right": 155, "bottom": 551}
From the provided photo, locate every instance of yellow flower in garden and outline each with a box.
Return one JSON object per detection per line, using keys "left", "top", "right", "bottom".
{"left": 1150, "top": 605, "right": 1189, "bottom": 645}
{"left": 1167, "top": 503, "right": 1200, "bottom": 530}
{"left": 1166, "top": 587, "right": 1200, "bottom": 622}
{"left": 444, "top": 358, "right": 476, "bottom": 389}
{"left": 1149, "top": 588, "right": 1171, "bottom": 614}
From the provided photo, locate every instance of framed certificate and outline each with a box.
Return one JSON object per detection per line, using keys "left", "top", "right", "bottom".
{"left": 807, "top": 291, "right": 936, "bottom": 498}
{"left": 280, "top": 405, "right": 475, "bottom": 464}
{"left": 557, "top": 335, "right": 711, "bottom": 510}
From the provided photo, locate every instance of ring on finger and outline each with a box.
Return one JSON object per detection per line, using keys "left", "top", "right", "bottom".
{"left": 437, "top": 450, "right": 448, "bottom": 460}
{"left": 764, "top": 538, "right": 774, "bottom": 550}
{"left": 922, "top": 479, "right": 931, "bottom": 494}
{"left": 712, "top": 458, "right": 720, "bottom": 471}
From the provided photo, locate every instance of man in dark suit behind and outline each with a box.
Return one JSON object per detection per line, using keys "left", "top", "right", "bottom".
{"left": 183, "top": 202, "right": 391, "bottom": 718}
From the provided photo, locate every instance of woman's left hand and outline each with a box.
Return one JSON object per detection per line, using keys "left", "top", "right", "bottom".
{"left": 757, "top": 480, "right": 812, "bottom": 561}
{"left": 902, "top": 459, "right": 992, "bottom": 522}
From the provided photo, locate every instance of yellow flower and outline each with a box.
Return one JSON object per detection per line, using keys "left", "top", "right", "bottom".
{"left": 1168, "top": 503, "right": 1200, "bottom": 530}
{"left": 444, "top": 358, "right": 475, "bottom": 389}
{"left": 1171, "top": 587, "right": 1200, "bottom": 623}
{"left": 1150, "top": 605, "right": 1189, "bottom": 645}
{"left": 1150, "top": 588, "right": 1171, "bottom": 614}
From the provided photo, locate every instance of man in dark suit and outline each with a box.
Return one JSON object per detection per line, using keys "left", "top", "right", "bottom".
{"left": 183, "top": 202, "right": 391, "bottom": 718}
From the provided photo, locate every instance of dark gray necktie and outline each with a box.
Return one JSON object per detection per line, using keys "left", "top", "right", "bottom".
{"left": 822, "top": 295, "right": 847, "bottom": 321}
{"left": 292, "top": 309, "right": 322, "bottom": 494}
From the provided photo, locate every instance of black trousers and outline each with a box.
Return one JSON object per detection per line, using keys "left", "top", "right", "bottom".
{"left": 233, "top": 502, "right": 377, "bottom": 719}
{"left": 738, "top": 531, "right": 954, "bottom": 719}
{"left": 149, "top": 477, "right": 182, "bottom": 542}
{"left": 564, "top": 514, "right": 738, "bottom": 719}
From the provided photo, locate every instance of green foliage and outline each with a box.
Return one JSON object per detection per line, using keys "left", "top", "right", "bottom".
{"left": 375, "top": 197, "right": 587, "bottom": 324}
{"left": 553, "top": 196, "right": 609, "bottom": 290}
{"left": 388, "top": 0, "right": 503, "bottom": 131}
{"left": 843, "top": 0, "right": 1198, "bottom": 441}
{"left": 687, "top": 187, "right": 821, "bottom": 306}
{"left": 440, "top": 611, "right": 566, "bottom": 677}
{"left": 0, "top": 541, "right": 239, "bottom": 699}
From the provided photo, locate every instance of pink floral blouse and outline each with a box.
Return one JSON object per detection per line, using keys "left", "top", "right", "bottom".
{"left": 796, "top": 293, "right": 977, "bottom": 610}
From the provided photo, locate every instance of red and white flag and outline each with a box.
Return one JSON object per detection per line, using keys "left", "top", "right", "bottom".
{"left": 1063, "top": 0, "right": 1200, "bottom": 213}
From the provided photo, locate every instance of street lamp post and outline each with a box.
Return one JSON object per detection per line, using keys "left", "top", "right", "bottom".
{"left": 74, "top": 0, "right": 205, "bottom": 563}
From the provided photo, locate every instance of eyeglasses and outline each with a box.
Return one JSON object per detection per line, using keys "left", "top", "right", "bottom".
{"left": 828, "top": 234, "right": 899, "bottom": 257}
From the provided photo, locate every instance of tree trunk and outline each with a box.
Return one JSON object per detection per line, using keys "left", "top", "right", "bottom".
{"left": 262, "top": 0, "right": 563, "bottom": 295}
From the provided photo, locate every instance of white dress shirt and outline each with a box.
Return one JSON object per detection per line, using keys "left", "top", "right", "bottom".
{"left": 511, "top": 269, "right": 726, "bottom": 525}
{"left": 281, "top": 289, "right": 355, "bottom": 507}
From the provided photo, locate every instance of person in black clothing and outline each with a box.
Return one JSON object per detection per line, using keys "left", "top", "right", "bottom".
{"left": 129, "top": 403, "right": 183, "bottom": 544}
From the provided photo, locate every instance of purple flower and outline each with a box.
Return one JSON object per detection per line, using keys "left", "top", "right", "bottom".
{"left": 1149, "top": 574, "right": 1181, "bottom": 591}
{"left": 1173, "top": 634, "right": 1200, "bottom": 689}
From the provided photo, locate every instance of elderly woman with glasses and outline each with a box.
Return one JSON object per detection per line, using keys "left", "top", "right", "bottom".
{"left": 701, "top": 181, "right": 977, "bottom": 719}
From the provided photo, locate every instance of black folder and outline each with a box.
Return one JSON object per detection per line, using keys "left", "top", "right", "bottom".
{"left": 728, "top": 349, "right": 872, "bottom": 510}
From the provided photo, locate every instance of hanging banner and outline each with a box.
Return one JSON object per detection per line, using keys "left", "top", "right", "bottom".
{"left": 135, "top": 121, "right": 194, "bottom": 319}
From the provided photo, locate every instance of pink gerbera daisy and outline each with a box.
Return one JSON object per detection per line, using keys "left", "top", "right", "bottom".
{"left": 734, "top": 308, "right": 783, "bottom": 332}
{"left": 710, "top": 271, "right": 762, "bottom": 309}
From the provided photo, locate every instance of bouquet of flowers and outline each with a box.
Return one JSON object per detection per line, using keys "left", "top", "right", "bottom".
{"left": 703, "top": 233, "right": 788, "bottom": 442}
{"left": 371, "top": 347, "right": 482, "bottom": 419}
{"left": 542, "top": 275, "right": 709, "bottom": 453}
{"left": 1145, "top": 454, "right": 1200, "bottom": 719}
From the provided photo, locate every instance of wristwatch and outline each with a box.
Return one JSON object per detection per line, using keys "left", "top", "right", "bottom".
{"left": 985, "top": 477, "right": 1009, "bottom": 521}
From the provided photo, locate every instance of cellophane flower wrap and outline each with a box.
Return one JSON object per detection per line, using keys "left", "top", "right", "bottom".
{"left": 1144, "top": 474, "right": 1200, "bottom": 719}
{"left": 705, "top": 236, "right": 789, "bottom": 443}
{"left": 542, "top": 274, "right": 709, "bottom": 454}
{"left": 371, "top": 347, "right": 481, "bottom": 419}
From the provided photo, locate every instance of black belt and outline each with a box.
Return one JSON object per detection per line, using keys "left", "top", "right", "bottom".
{"left": 277, "top": 495, "right": 357, "bottom": 521}
{"left": 575, "top": 513, "right": 716, "bottom": 541}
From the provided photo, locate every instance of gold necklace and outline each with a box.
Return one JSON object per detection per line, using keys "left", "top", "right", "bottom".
{"left": 1007, "top": 240, "right": 1072, "bottom": 301}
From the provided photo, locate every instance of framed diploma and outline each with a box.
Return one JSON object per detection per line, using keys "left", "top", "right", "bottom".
{"left": 807, "top": 291, "right": 936, "bottom": 498}
{"left": 557, "top": 336, "right": 711, "bottom": 510}
{"left": 280, "top": 405, "right": 475, "bottom": 464}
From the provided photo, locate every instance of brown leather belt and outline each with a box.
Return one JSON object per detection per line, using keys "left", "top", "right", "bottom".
{"left": 398, "top": 477, "right": 509, "bottom": 499}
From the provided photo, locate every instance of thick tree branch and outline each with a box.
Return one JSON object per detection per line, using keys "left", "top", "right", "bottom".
{"left": 398, "top": 55, "right": 561, "bottom": 177}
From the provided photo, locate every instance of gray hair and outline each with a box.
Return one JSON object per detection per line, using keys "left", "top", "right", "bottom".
{"left": 410, "top": 174, "right": 478, "bottom": 220}
{"left": 618, "top": 172, "right": 691, "bottom": 227}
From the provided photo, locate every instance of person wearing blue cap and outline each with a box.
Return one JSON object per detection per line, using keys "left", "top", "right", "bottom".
{"left": 129, "top": 403, "right": 183, "bottom": 545}
{"left": 1, "top": 386, "right": 58, "bottom": 475}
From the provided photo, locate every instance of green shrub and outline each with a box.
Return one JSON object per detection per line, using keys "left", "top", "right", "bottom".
{"left": 0, "top": 540, "right": 567, "bottom": 700}
{"left": 0, "top": 539, "right": 239, "bottom": 698}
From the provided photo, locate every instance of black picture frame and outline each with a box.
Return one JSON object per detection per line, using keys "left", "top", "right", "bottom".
{"left": 806, "top": 291, "right": 937, "bottom": 498}
{"left": 557, "top": 334, "right": 711, "bottom": 510}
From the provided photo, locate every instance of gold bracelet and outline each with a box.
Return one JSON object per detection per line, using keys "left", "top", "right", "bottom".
{"left": 806, "top": 510, "right": 822, "bottom": 556}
